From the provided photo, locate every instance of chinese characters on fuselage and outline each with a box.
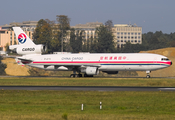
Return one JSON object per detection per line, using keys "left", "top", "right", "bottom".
{"left": 100, "top": 56, "right": 126, "bottom": 60}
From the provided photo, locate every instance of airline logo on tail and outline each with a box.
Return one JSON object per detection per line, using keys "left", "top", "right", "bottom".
{"left": 18, "top": 33, "right": 27, "bottom": 44}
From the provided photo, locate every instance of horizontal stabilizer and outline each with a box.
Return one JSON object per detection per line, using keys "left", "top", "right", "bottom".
{"left": 17, "top": 58, "right": 33, "bottom": 64}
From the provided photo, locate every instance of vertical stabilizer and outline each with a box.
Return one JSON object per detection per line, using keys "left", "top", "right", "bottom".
{"left": 13, "top": 27, "right": 35, "bottom": 46}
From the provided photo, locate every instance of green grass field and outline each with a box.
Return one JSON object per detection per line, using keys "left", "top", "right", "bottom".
{"left": 0, "top": 90, "right": 175, "bottom": 120}
{"left": 0, "top": 77, "right": 175, "bottom": 120}
{"left": 0, "top": 77, "right": 175, "bottom": 87}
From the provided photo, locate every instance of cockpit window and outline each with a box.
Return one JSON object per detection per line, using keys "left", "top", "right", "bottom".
{"left": 161, "top": 58, "right": 169, "bottom": 61}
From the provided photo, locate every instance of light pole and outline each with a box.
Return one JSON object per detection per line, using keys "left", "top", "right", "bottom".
{"left": 61, "top": 24, "right": 63, "bottom": 52}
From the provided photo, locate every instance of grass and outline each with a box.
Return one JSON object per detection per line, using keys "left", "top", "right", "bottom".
{"left": 0, "top": 77, "right": 175, "bottom": 119}
{"left": 0, "top": 77, "right": 175, "bottom": 87}
{"left": 0, "top": 90, "right": 175, "bottom": 120}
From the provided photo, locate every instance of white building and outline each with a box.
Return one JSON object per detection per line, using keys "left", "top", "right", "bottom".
{"left": 112, "top": 24, "right": 142, "bottom": 48}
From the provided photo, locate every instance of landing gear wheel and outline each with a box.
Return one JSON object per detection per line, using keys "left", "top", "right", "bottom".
{"left": 70, "top": 74, "right": 75, "bottom": 78}
{"left": 146, "top": 71, "right": 151, "bottom": 78}
{"left": 74, "top": 74, "right": 78, "bottom": 77}
{"left": 78, "top": 74, "right": 82, "bottom": 77}
{"left": 146, "top": 75, "right": 150, "bottom": 78}
{"left": 84, "top": 74, "right": 87, "bottom": 77}
{"left": 70, "top": 74, "right": 82, "bottom": 77}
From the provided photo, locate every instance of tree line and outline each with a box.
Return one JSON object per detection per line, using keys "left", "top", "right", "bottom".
{"left": 33, "top": 15, "right": 175, "bottom": 54}
{"left": 120, "top": 31, "right": 175, "bottom": 53}
{"left": 32, "top": 15, "right": 115, "bottom": 53}
{"left": 4, "top": 15, "right": 174, "bottom": 54}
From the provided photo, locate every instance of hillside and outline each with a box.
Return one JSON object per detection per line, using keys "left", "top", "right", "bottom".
{"left": 137, "top": 47, "right": 175, "bottom": 77}
{"left": 2, "top": 47, "right": 175, "bottom": 77}
{"left": 2, "top": 58, "right": 30, "bottom": 76}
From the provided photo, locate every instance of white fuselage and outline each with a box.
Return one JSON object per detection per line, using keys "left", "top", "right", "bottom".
{"left": 19, "top": 53, "right": 172, "bottom": 72}
{"left": 10, "top": 27, "right": 172, "bottom": 77}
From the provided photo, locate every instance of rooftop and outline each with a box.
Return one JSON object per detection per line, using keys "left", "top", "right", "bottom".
{"left": 0, "top": 21, "right": 38, "bottom": 28}
{"left": 114, "top": 23, "right": 140, "bottom": 27}
{"left": 72, "top": 21, "right": 103, "bottom": 29}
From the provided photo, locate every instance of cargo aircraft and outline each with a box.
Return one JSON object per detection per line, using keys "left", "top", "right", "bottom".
{"left": 9, "top": 27, "right": 172, "bottom": 78}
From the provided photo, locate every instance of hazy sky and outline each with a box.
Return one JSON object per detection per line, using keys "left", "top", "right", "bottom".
{"left": 0, "top": 0, "right": 175, "bottom": 33}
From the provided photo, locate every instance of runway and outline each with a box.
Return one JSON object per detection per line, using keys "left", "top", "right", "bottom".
{"left": 0, "top": 86, "right": 175, "bottom": 91}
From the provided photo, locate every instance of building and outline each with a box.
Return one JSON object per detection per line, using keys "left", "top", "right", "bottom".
{"left": 0, "top": 20, "right": 142, "bottom": 51}
{"left": 1, "top": 21, "right": 37, "bottom": 31}
{"left": 0, "top": 21, "right": 37, "bottom": 51}
{"left": 112, "top": 24, "right": 142, "bottom": 48}
{"left": 71, "top": 22, "right": 103, "bottom": 41}
{"left": 72, "top": 22, "right": 142, "bottom": 48}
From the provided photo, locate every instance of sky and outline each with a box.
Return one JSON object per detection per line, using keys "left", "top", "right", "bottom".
{"left": 0, "top": 0, "right": 175, "bottom": 33}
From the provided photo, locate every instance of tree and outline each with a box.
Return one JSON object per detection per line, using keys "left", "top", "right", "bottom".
{"left": 169, "top": 41, "right": 175, "bottom": 47}
{"left": 89, "top": 36, "right": 94, "bottom": 52}
{"left": 50, "top": 23, "right": 61, "bottom": 52}
{"left": 121, "top": 42, "right": 146, "bottom": 53}
{"left": 33, "top": 19, "right": 47, "bottom": 44}
{"left": 90, "top": 39, "right": 98, "bottom": 53}
{"left": 50, "top": 32, "right": 61, "bottom": 52}
{"left": 70, "top": 28, "right": 76, "bottom": 52}
{"left": 76, "top": 31, "right": 83, "bottom": 52}
{"left": 5, "top": 43, "right": 10, "bottom": 53}
{"left": 56, "top": 15, "right": 70, "bottom": 52}
{"left": 0, "top": 56, "right": 6, "bottom": 75}
{"left": 33, "top": 19, "right": 53, "bottom": 53}
{"left": 86, "top": 37, "right": 90, "bottom": 52}
{"left": 95, "top": 25, "right": 115, "bottom": 53}
{"left": 105, "top": 20, "right": 113, "bottom": 32}
{"left": 70, "top": 29, "right": 83, "bottom": 53}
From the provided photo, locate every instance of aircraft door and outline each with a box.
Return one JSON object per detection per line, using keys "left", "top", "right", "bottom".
{"left": 154, "top": 57, "right": 157, "bottom": 63}
{"left": 152, "top": 57, "right": 157, "bottom": 69}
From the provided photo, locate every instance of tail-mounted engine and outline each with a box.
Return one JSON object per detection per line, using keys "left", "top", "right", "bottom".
{"left": 10, "top": 44, "right": 47, "bottom": 55}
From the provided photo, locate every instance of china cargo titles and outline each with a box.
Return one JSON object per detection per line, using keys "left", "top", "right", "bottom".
{"left": 61, "top": 57, "right": 83, "bottom": 60}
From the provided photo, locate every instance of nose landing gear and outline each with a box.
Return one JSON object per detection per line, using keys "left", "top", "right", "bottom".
{"left": 146, "top": 71, "right": 151, "bottom": 78}
{"left": 146, "top": 75, "right": 150, "bottom": 78}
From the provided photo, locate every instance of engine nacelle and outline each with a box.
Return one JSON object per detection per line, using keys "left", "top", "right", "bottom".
{"left": 102, "top": 71, "right": 118, "bottom": 74}
{"left": 81, "top": 67, "right": 99, "bottom": 75}
{"left": 16, "top": 44, "right": 46, "bottom": 55}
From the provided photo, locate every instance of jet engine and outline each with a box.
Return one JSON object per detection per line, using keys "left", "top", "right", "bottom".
{"left": 15, "top": 44, "right": 47, "bottom": 55}
{"left": 81, "top": 67, "right": 99, "bottom": 75}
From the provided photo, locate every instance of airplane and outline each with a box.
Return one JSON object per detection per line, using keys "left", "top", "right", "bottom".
{"left": 9, "top": 27, "right": 172, "bottom": 78}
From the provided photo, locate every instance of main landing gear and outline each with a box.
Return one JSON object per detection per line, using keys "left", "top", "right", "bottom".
{"left": 70, "top": 74, "right": 93, "bottom": 77}
{"left": 146, "top": 71, "right": 151, "bottom": 78}
{"left": 70, "top": 69, "right": 82, "bottom": 78}
{"left": 69, "top": 69, "right": 94, "bottom": 77}
{"left": 70, "top": 74, "right": 82, "bottom": 77}
{"left": 69, "top": 68, "right": 94, "bottom": 78}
